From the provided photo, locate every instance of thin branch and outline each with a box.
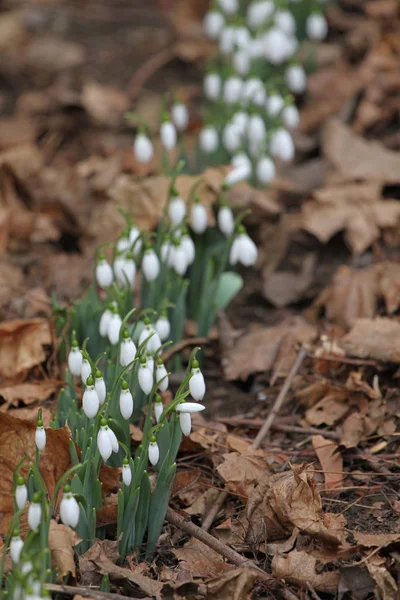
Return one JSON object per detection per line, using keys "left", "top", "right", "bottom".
{"left": 45, "top": 583, "right": 143, "bottom": 600}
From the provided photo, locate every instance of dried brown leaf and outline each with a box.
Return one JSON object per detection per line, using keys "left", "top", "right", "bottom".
{"left": 353, "top": 531, "right": 400, "bottom": 547}
{"left": 48, "top": 520, "right": 78, "bottom": 581}
{"left": 173, "top": 537, "right": 233, "bottom": 579}
{"left": 272, "top": 549, "right": 340, "bottom": 592}
{"left": 366, "top": 555, "right": 398, "bottom": 600}
{"left": 217, "top": 449, "right": 269, "bottom": 497}
{"left": 341, "top": 317, "right": 400, "bottom": 362}
{"left": 263, "top": 253, "right": 316, "bottom": 307}
{"left": 312, "top": 435, "right": 344, "bottom": 489}
{"left": 0, "top": 318, "right": 51, "bottom": 381}
{"left": 206, "top": 568, "right": 257, "bottom": 600}
{"left": 81, "top": 81, "right": 129, "bottom": 127}
{"left": 0, "top": 381, "right": 61, "bottom": 408}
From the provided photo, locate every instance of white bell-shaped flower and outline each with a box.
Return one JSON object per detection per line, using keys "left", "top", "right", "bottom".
{"left": 223, "top": 76, "right": 243, "bottom": 104}
{"left": 247, "top": 114, "right": 266, "bottom": 147}
{"left": 155, "top": 314, "right": 171, "bottom": 341}
{"left": 179, "top": 412, "right": 191, "bottom": 436}
{"left": 117, "top": 234, "right": 130, "bottom": 253}
{"left": 134, "top": 132, "right": 153, "bottom": 163}
{"left": 267, "top": 93, "right": 284, "bottom": 117}
{"left": 107, "top": 311, "right": 122, "bottom": 345}
{"left": 139, "top": 320, "right": 162, "bottom": 353}
{"left": 242, "top": 77, "right": 263, "bottom": 102}
{"left": 270, "top": 128, "right": 295, "bottom": 162}
{"left": 129, "top": 225, "right": 142, "bottom": 255}
{"left": 138, "top": 357, "right": 153, "bottom": 395}
{"left": 68, "top": 344, "right": 83, "bottom": 377}
{"left": 249, "top": 36, "right": 265, "bottom": 59}
{"left": 247, "top": 0, "right": 274, "bottom": 29}
{"left": 170, "top": 240, "right": 188, "bottom": 276}
{"left": 120, "top": 332, "right": 136, "bottom": 368}
{"left": 99, "top": 307, "right": 113, "bottom": 338}
{"left": 160, "top": 236, "right": 172, "bottom": 263}
{"left": 282, "top": 105, "right": 300, "bottom": 129}
{"left": 96, "top": 256, "right": 113, "bottom": 288}
{"left": 171, "top": 102, "right": 189, "bottom": 132}
{"left": 95, "top": 371, "right": 106, "bottom": 406}
{"left": 200, "top": 126, "right": 219, "bottom": 153}
{"left": 231, "top": 152, "right": 252, "bottom": 172}
{"left": 189, "top": 360, "right": 206, "bottom": 401}
{"left": 97, "top": 422, "right": 113, "bottom": 462}
{"left": 142, "top": 247, "right": 160, "bottom": 282}
{"left": 232, "top": 112, "right": 249, "bottom": 136}
{"left": 234, "top": 25, "right": 251, "bottom": 49}
{"left": 217, "top": 0, "right": 238, "bottom": 16}
{"left": 82, "top": 376, "right": 100, "bottom": 419}
{"left": 154, "top": 398, "right": 163, "bottom": 423}
{"left": 148, "top": 437, "right": 159, "bottom": 466}
{"left": 204, "top": 73, "right": 221, "bottom": 100}
{"left": 160, "top": 119, "right": 177, "bottom": 151}
{"left": 230, "top": 226, "right": 258, "bottom": 266}
{"left": 264, "top": 28, "right": 291, "bottom": 65}
{"left": 275, "top": 10, "right": 296, "bottom": 36}
{"left": 10, "top": 532, "right": 24, "bottom": 564}
{"left": 190, "top": 201, "right": 208, "bottom": 234}
{"left": 204, "top": 10, "right": 225, "bottom": 40}
{"left": 256, "top": 156, "right": 276, "bottom": 184}
{"left": 218, "top": 205, "right": 234, "bottom": 237}
{"left": 222, "top": 122, "right": 242, "bottom": 153}
{"left": 156, "top": 359, "right": 169, "bottom": 392}
{"left": 168, "top": 193, "right": 186, "bottom": 225}
{"left": 285, "top": 64, "right": 307, "bottom": 94}
{"left": 35, "top": 423, "right": 46, "bottom": 452}
{"left": 176, "top": 402, "right": 206, "bottom": 436}
{"left": 233, "top": 49, "right": 250, "bottom": 76}
{"left": 219, "top": 25, "right": 236, "bottom": 55}
{"left": 114, "top": 253, "right": 136, "bottom": 288}
{"left": 181, "top": 233, "right": 195, "bottom": 265}
{"left": 108, "top": 426, "right": 119, "bottom": 453}
{"left": 28, "top": 495, "right": 42, "bottom": 531}
{"left": 60, "top": 486, "right": 79, "bottom": 528}
{"left": 119, "top": 382, "right": 134, "bottom": 420}
{"left": 15, "top": 477, "right": 27, "bottom": 510}
{"left": 306, "top": 13, "right": 328, "bottom": 40}
{"left": 147, "top": 353, "right": 155, "bottom": 374}
{"left": 81, "top": 358, "right": 91, "bottom": 384}
{"left": 225, "top": 163, "right": 251, "bottom": 186}
{"left": 122, "top": 460, "right": 132, "bottom": 486}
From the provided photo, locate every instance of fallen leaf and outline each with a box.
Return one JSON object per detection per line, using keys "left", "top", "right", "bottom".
{"left": 0, "top": 144, "right": 43, "bottom": 180}
{"left": 339, "top": 566, "right": 375, "bottom": 600}
{"left": 24, "top": 36, "right": 85, "bottom": 72}
{"left": 205, "top": 568, "right": 257, "bottom": 600}
{"left": 340, "top": 317, "right": 400, "bottom": 362}
{"left": 312, "top": 435, "right": 344, "bottom": 489}
{"left": 272, "top": 549, "right": 340, "bottom": 592}
{"left": 7, "top": 407, "right": 54, "bottom": 426}
{"left": 353, "top": 531, "right": 400, "bottom": 547}
{"left": 49, "top": 520, "right": 78, "bottom": 581}
{"left": 0, "top": 412, "right": 71, "bottom": 533}
{"left": 171, "top": 469, "right": 201, "bottom": 499}
{"left": 0, "top": 318, "right": 51, "bottom": 382}
{"left": 366, "top": 555, "right": 398, "bottom": 600}
{"left": 217, "top": 449, "right": 270, "bottom": 497}
{"left": 81, "top": 81, "right": 130, "bottom": 127}
{"left": 79, "top": 538, "right": 119, "bottom": 588}
{"left": 263, "top": 253, "right": 316, "bottom": 307}
{"left": 173, "top": 537, "right": 233, "bottom": 579}
{"left": 0, "top": 381, "right": 61, "bottom": 408}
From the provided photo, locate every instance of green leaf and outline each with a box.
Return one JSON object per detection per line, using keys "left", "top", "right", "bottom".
{"left": 215, "top": 271, "right": 243, "bottom": 309}
{"left": 134, "top": 472, "right": 151, "bottom": 550}
{"left": 146, "top": 461, "right": 176, "bottom": 558}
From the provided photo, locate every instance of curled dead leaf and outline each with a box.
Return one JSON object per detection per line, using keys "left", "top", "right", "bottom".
{"left": 312, "top": 435, "right": 344, "bottom": 489}
{"left": 341, "top": 317, "right": 400, "bottom": 362}
{"left": 272, "top": 549, "right": 340, "bottom": 593}
{"left": 0, "top": 318, "right": 51, "bottom": 381}
{"left": 49, "top": 520, "right": 79, "bottom": 581}
{"left": 217, "top": 449, "right": 269, "bottom": 497}
{"left": 206, "top": 568, "right": 257, "bottom": 600}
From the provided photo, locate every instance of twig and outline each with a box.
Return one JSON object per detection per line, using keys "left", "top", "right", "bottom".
{"left": 306, "top": 581, "right": 322, "bottom": 600}
{"left": 45, "top": 583, "right": 141, "bottom": 599}
{"left": 166, "top": 508, "right": 274, "bottom": 582}
{"left": 129, "top": 45, "right": 176, "bottom": 99}
{"left": 201, "top": 485, "right": 229, "bottom": 531}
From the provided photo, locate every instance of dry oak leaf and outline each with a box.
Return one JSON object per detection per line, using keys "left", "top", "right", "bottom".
{"left": 366, "top": 555, "right": 398, "bottom": 600}
{"left": 263, "top": 253, "right": 316, "bottom": 308}
{"left": 206, "top": 568, "right": 257, "bottom": 600}
{"left": 79, "top": 539, "right": 119, "bottom": 588}
{"left": 245, "top": 464, "right": 346, "bottom": 546}
{"left": 353, "top": 531, "right": 400, "bottom": 548}
{"left": 49, "top": 520, "right": 79, "bottom": 581}
{"left": 217, "top": 448, "right": 270, "bottom": 497}
{"left": 81, "top": 81, "right": 130, "bottom": 127}
{"left": 0, "top": 318, "right": 51, "bottom": 381}
{"left": 173, "top": 537, "right": 233, "bottom": 579}
{"left": 221, "top": 316, "right": 316, "bottom": 381}
{"left": 272, "top": 549, "right": 340, "bottom": 593}
{"left": 322, "top": 119, "right": 400, "bottom": 184}
{"left": 312, "top": 435, "right": 344, "bottom": 489}
{"left": 0, "top": 381, "right": 61, "bottom": 408}
{"left": 340, "top": 317, "right": 400, "bottom": 362}
{"left": 0, "top": 412, "right": 71, "bottom": 534}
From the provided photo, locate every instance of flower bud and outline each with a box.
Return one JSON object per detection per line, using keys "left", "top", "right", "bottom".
{"left": 168, "top": 193, "right": 186, "bottom": 225}
{"left": 156, "top": 359, "right": 168, "bottom": 392}
{"left": 222, "top": 123, "right": 242, "bottom": 153}
{"left": 306, "top": 13, "right": 328, "bottom": 41}
{"left": 256, "top": 156, "right": 276, "bottom": 184}
{"left": 97, "top": 422, "right": 112, "bottom": 462}
{"left": 96, "top": 256, "right": 113, "bottom": 288}
{"left": 282, "top": 105, "right": 299, "bottom": 129}
{"left": 204, "top": 73, "right": 221, "bottom": 100}
{"left": 285, "top": 64, "right": 307, "bottom": 94}
{"left": 60, "top": 485, "right": 79, "bottom": 528}
{"left": 10, "top": 530, "right": 23, "bottom": 563}
{"left": 204, "top": 10, "right": 225, "bottom": 39}
{"left": 81, "top": 358, "right": 92, "bottom": 384}
{"left": 217, "top": 0, "right": 239, "bottom": 17}
{"left": 120, "top": 332, "right": 136, "bottom": 368}
{"left": 171, "top": 240, "right": 187, "bottom": 276}
{"left": 68, "top": 342, "right": 83, "bottom": 377}
{"left": 160, "top": 120, "right": 177, "bottom": 151}
{"left": 95, "top": 370, "right": 106, "bottom": 406}
{"left": 148, "top": 436, "right": 159, "bottom": 466}
{"left": 134, "top": 133, "right": 153, "bottom": 163}
{"left": 122, "top": 459, "right": 132, "bottom": 486}
{"left": 179, "top": 412, "right": 192, "bottom": 436}
{"left": 139, "top": 321, "right": 162, "bottom": 354}
{"left": 190, "top": 201, "right": 208, "bottom": 234}
{"left": 142, "top": 247, "right": 160, "bottom": 282}
{"left": 267, "top": 94, "right": 284, "bottom": 117}
{"left": 171, "top": 102, "right": 189, "bottom": 132}
{"left": 155, "top": 314, "right": 171, "bottom": 341}
{"left": 200, "top": 126, "right": 219, "bottom": 153}
{"left": 181, "top": 233, "right": 195, "bottom": 265}
{"left": 270, "top": 128, "right": 295, "bottom": 162}
{"left": 275, "top": 10, "right": 296, "bottom": 36}
{"left": 138, "top": 357, "right": 153, "bottom": 395}
{"left": 154, "top": 396, "right": 163, "bottom": 423}
{"left": 217, "top": 205, "right": 234, "bottom": 237}
{"left": 99, "top": 307, "right": 113, "bottom": 338}
{"left": 35, "top": 422, "right": 46, "bottom": 452}
{"left": 28, "top": 493, "right": 42, "bottom": 531}
{"left": 189, "top": 360, "right": 206, "bottom": 401}
{"left": 120, "top": 382, "right": 134, "bottom": 420}
{"left": 82, "top": 376, "right": 100, "bottom": 419}
{"left": 107, "top": 311, "right": 122, "bottom": 346}
{"left": 223, "top": 76, "right": 243, "bottom": 104}
{"left": 15, "top": 477, "right": 28, "bottom": 510}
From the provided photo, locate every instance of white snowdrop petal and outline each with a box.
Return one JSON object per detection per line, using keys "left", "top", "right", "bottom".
{"left": 120, "top": 388, "right": 134, "bottom": 420}
{"left": 108, "top": 428, "right": 119, "bottom": 453}
{"left": 190, "top": 203, "right": 208, "bottom": 234}
{"left": 217, "top": 0, "right": 238, "bottom": 16}
{"left": 156, "top": 364, "right": 169, "bottom": 392}
{"left": 134, "top": 134, "right": 153, "bottom": 163}
{"left": 83, "top": 386, "right": 100, "bottom": 419}
{"left": 282, "top": 105, "right": 300, "bottom": 129}
{"left": 181, "top": 235, "right": 195, "bottom": 265}
{"left": 270, "top": 128, "right": 295, "bottom": 162}
{"left": 122, "top": 464, "right": 132, "bottom": 486}
{"left": 285, "top": 65, "right": 307, "bottom": 94}
{"left": 160, "top": 121, "right": 177, "bottom": 151}
{"left": 99, "top": 309, "right": 112, "bottom": 338}
{"left": 218, "top": 206, "right": 234, "bottom": 237}
{"left": 306, "top": 13, "right": 328, "bottom": 40}
{"left": 68, "top": 348, "right": 83, "bottom": 377}
{"left": 96, "top": 260, "right": 113, "bottom": 288}
{"left": 229, "top": 237, "right": 240, "bottom": 265}
{"left": 256, "top": 156, "right": 276, "bottom": 184}
{"left": 108, "top": 314, "right": 122, "bottom": 345}
{"left": 169, "top": 196, "right": 186, "bottom": 225}
{"left": 275, "top": 10, "right": 296, "bottom": 35}
{"left": 16, "top": 484, "right": 28, "bottom": 510}
{"left": 148, "top": 441, "right": 159, "bottom": 466}
{"left": 28, "top": 503, "right": 42, "bottom": 531}
{"left": 95, "top": 378, "right": 106, "bottom": 406}
{"left": 267, "top": 94, "right": 284, "bottom": 117}
{"left": 171, "top": 103, "right": 189, "bottom": 131}
{"left": 189, "top": 370, "right": 206, "bottom": 401}
{"left": 155, "top": 316, "right": 171, "bottom": 341}
{"left": 81, "top": 359, "right": 92, "bottom": 385}
{"left": 139, "top": 365, "right": 153, "bottom": 395}
{"left": 222, "top": 123, "right": 242, "bottom": 153}
{"left": 225, "top": 163, "right": 251, "bottom": 186}
{"left": 172, "top": 245, "right": 188, "bottom": 276}
{"left": 10, "top": 536, "right": 24, "bottom": 564}
{"left": 154, "top": 402, "right": 163, "bottom": 423}
{"left": 200, "top": 126, "right": 219, "bottom": 153}
{"left": 60, "top": 494, "right": 80, "bottom": 528}
{"left": 35, "top": 427, "right": 46, "bottom": 451}
{"left": 223, "top": 76, "right": 243, "bottom": 104}
{"left": 176, "top": 402, "right": 206, "bottom": 413}
{"left": 204, "top": 73, "right": 221, "bottom": 100}
{"left": 179, "top": 412, "right": 192, "bottom": 436}
{"left": 120, "top": 338, "right": 136, "bottom": 368}
{"left": 142, "top": 251, "right": 160, "bottom": 282}
{"left": 239, "top": 234, "right": 258, "bottom": 266}
{"left": 97, "top": 426, "right": 113, "bottom": 462}
{"left": 204, "top": 10, "right": 225, "bottom": 39}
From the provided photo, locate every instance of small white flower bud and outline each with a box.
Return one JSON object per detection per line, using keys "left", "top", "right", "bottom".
{"left": 129, "top": 226, "right": 142, "bottom": 255}
{"left": 169, "top": 194, "right": 186, "bottom": 225}
{"left": 117, "top": 235, "right": 130, "bottom": 253}
{"left": 270, "top": 128, "right": 295, "bottom": 162}
{"left": 108, "top": 427, "right": 119, "bottom": 453}
{"left": 217, "top": 0, "right": 238, "bottom": 16}
{"left": 256, "top": 156, "right": 276, "bottom": 184}
{"left": 97, "top": 424, "right": 112, "bottom": 462}
{"left": 171, "top": 241, "right": 188, "bottom": 276}
{"left": 223, "top": 76, "right": 243, "bottom": 104}
{"left": 160, "top": 120, "right": 177, "bottom": 151}
{"left": 267, "top": 93, "right": 284, "bottom": 117}
{"left": 285, "top": 64, "right": 307, "bottom": 94}
{"left": 200, "top": 126, "right": 219, "bottom": 153}
{"left": 15, "top": 481, "right": 28, "bottom": 510}
{"left": 138, "top": 358, "right": 153, "bottom": 395}
{"left": 219, "top": 25, "right": 236, "bottom": 55}
{"left": 107, "top": 312, "right": 122, "bottom": 345}
{"left": 155, "top": 315, "right": 171, "bottom": 341}
{"left": 120, "top": 335, "right": 136, "bottom": 368}
{"left": 176, "top": 402, "right": 206, "bottom": 413}
{"left": 247, "top": 114, "right": 266, "bottom": 146}
{"left": 81, "top": 358, "right": 91, "bottom": 384}
{"left": 99, "top": 308, "right": 113, "bottom": 338}
{"left": 154, "top": 399, "right": 163, "bottom": 423}
{"left": 148, "top": 438, "right": 159, "bottom": 466}
{"left": 275, "top": 10, "right": 296, "bottom": 36}
{"left": 68, "top": 345, "right": 83, "bottom": 377}
{"left": 232, "top": 112, "right": 249, "bottom": 136}
{"left": 119, "top": 385, "right": 134, "bottom": 420}
{"left": 114, "top": 255, "right": 136, "bottom": 288}
{"left": 204, "top": 73, "right": 221, "bottom": 100}
{"left": 222, "top": 123, "right": 242, "bottom": 153}
{"left": 171, "top": 102, "right": 189, "bottom": 132}
{"left": 142, "top": 248, "right": 160, "bottom": 282}
{"left": 96, "top": 257, "right": 113, "bottom": 288}
{"left": 218, "top": 205, "right": 234, "bottom": 237}
{"left": 134, "top": 133, "right": 153, "bottom": 163}
{"left": 179, "top": 412, "right": 192, "bottom": 436}
{"left": 247, "top": 0, "right": 274, "bottom": 29}
{"left": 230, "top": 227, "right": 258, "bottom": 266}
{"left": 10, "top": 533, "right": 24, "bottom": 564}
{"left": 282, "top": 105, "right": 300, "bottom": 129}
{"left": 28, "top": 498, "right": 42, "bottom": 531}
{"left": 264, "top": 28, "right": 291, "bottom": 65}
{"left": 204, "top": 10, "right": 225, "bottom": 39}
{"left": 60, "top": 488, "right": 79, "bottom": 528}
{"left": 306, "top": 13, "right": 328, "bottom": 40}
{"left": 139, "top": 322, "right": 162, "bottom": 353}
{"left": 122, "top": 462, "right": 132, "bottom": 486}
{"left": 35, "top": 425, "right": 46, "bottom": 452}
{"left": 189, "top": 361, "right": 206, "bottom": 401}
{"left": 95, "top": 373, "right": 106, "bottom": 406}
{"left": 82, "top": 377, "right": 100, "bottom": 419}
{"left": 190, "top": 202, "right": 208, "bottom": 234}
{"left": 233, "top": 49, "right": 250, "bottom": 76}
{"left": 242, "top": 77, "right": 263, "bottom": 102}
{"left": 181, "top": 234, "right": 195, "bottom": 265}
{"left": 225, "top": 163, "right": 251, "bottom": 186}
{"left": 156, "top": 360, "right": 168, "bottom": 392}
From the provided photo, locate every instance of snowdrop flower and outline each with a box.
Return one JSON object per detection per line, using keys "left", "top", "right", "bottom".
{"left": 134, "top": 132, "right": 153, "bottom": 163}
{"left": 275, "top": 10, "right": 296, "bottom": 36}
{"left": 181, "top": 231, "right": 195, "bottom": 265}
{"left": 142, "top": 245, "right": 160, "bottom": 282}
{"left": 129, "top": 225, "right": 142, "bottom": 255}
{"left": 139, "top": 318, "right": 162, "bottom": 353}
{"left": 218, "top": 203, "right": 234, "bottom": 237}
{"left": 60, "top": 485, "right": 79, "bottom": 528}
{"left": 119, "top": 380, "right": 134, "bottom": 420}
{"left": 203, "top": 10, "right": 225, "bottom": 40}
{"left": 160, "top": 235, "right": 172, "bottom": 264}
{"left": 108, "top": 425, "right": 119, "bottom": 453}
{"left": 264, "top": 28, "right": 291, "bottom": 64}
{"left": 15, "top": 476, "right": 28, "bottom": 510}
{"left": 35, "top": 419, "right": 46, "bottom": 452}
{"left": 222, "top": 123, "right": 242, "bottom": 153}
{"left": 95, "top": 370, "right": 106, "bottom": 406}
{"left": 156, "top": 359, "right": 169, "bottom": 392}
{"left": 232, "top": 112, "right": 249, "bottom": 136}
{"left": 247, "top": 0, "right": 274, "bottom": 29}
{"left": 225, "top": 162, "right": 252, "bottom": 186}
{"left": 247, "top": 114, "right": 266, "bottom": 147}
{"left": 138, "top": 356, "right": 153, "bottom": 395}
{"left": 155, "top": 312, "right": 171, "bottom": 341}
{"left": 189, "top": 360, "right": 206, "bottom": 401}
{"left": 190, "top": 198, "right": 208, "bottom": 234}
{"left": 176, "top": 402, "right": 206, "bottom": 436}
{"left": 154, "top": 395, "right": 163, "bottom": 423}
{"left": 122, "top": 458, "right": 132, "bottom": 486}
{"left": 270, "top": 128, "right": 295, "bottom": 162}
{"left": 170, "top": 239, "right": 187, "bottom": 276}
{"left": 160, "top": 118, "right": 177, "bottom": 151}
{"left": 146, "top": 352, "right": 155, "bottom": 374}
{"left": 249, "top": 36, "right": 265, "bottom": 59}
{"left": 171, "top": 101, "right": 189, "bottom": 132}
{"left": 68, "top": 339, "right": 83, "bottom": 377}
{"left": 99, "top": 304, "right": 113, "bottom": 338}
{"left": 267, "top": 93, "right": 284, "bottom": 117}
{"left": 285, "top": 64, "right": 307, "bottom": 94}
{"left": 120, "top": 330, "right": 136, "bottom": 368}
{"left": 217, "top": 0, "right": 238, "bottom": 16}
{"left": 10, "top": 530, "right": 24, "bottom": 564}
{"left": 204, "top": 73, "right": 221, "bottom": 100}
{"left": 117, "top": 233, "right": 130, "bottom": 253}
{"left": 229, "top": 225, "right": 258, "bottom": 266}
{"left": 28, "top": 493, "right": 42, "bottom": 531}
{"left": 81, "top": 358, "right": 91, "bottom": 384}
{"left": 253, "top": 86, "right": 267, "bottom": 107}
{"left": 306, "top": 13, "right": 328, "bottom": 40}
{"left": 200, "top": 126, "right": 219, "bottom": 153}
{"left": 97, "top": 420, "right": 112, "bottom": 462}
{"left": 242, "top": 77, "right": 263, "bottom": 102}
{"left": 114, "top": 252, "right": 136, "bottom": 288}
{"left": 107, "top": 309, "right": 122, "bottom": 345}
{"left": 168, "top": 190, "right": 186, "bottom": 225}
{"left": 82, "top": 375, "right": 99, "bottom": 419}
{"left": 148, "top": 436, "right": 159, "bottom": 466}
{"left": 223, "top": 76, "right": 243, "bottom": 104}
{"left": 233, "top": 49, "right": 250, "bottom": 76}
{"left": 282, "top": 104, "right": 300, "bottom": 129}
{"left": 219, "top": 26, "right": 236, "bottom": 55}
{"left": 256, "top": 156, "right": 276, "bottom": 184}
{"left": 235, "top": 26, "right": 251, "bottom": 49}
{"left": 231, "top": 152, "right": 252, "bottom": 172}
{"left": 96, "top": 254, "right": 113, "bottom": 288}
